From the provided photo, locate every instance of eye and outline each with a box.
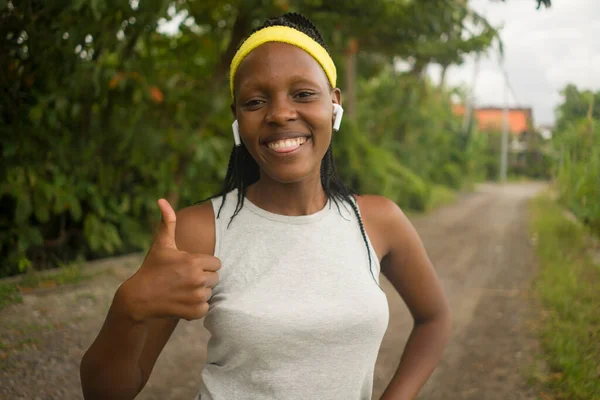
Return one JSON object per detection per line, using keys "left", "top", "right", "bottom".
{"left": 242, "top": 99, "right": 264, "bottom": 110}
{"left": 295, "top": 91, "right": 316, "bottom": 100}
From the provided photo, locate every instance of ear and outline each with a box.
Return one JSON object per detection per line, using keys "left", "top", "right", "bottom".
{"left": 331, "top": 88, "right": 343, "bottom": 131}
{"left": 331, "top": 88, "right": 342, "bottom": 121}
{"left": 331, "top": 88, "right": 342, "bottom": 108}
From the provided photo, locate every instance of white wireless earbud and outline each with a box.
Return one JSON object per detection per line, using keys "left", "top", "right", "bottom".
{"left": 332, "top": 104, "right": 344, "bottom": 131}
{"left": 232, "top": 120, "right": 241, "bottom": 146}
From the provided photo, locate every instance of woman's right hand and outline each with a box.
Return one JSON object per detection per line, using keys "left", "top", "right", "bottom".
{"left": 119, "top": 199, "right": 221, "bottom": 323}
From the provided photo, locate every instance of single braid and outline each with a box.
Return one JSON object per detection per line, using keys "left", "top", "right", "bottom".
{"left": 214, "top": 144, "right": 259, "bottom": 227}
{"left": 347, "top": 197, "right": 375, "bottom": 283}
{"left": 322, "top": 144, "right": 376, "bottom": 284}
{"left": 204, "top": 13, "right": 377, "bottom": 286}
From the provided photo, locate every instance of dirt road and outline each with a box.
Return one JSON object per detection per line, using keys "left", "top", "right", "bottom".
{"left": 0, "top": 182, "right": 546, "bottom": 400}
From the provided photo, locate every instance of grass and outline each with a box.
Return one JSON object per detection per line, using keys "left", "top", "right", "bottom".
{"left": 0, "top": 263, "right": 87, "bottom": 311}
{"left": 17, "top": 263, "right": 85, "bottom": 289}
{"left": 0, "top": 282, "right": 23, "bottom": 310}
{"left": 426, "top": 184, "right": 457, "bottom": 212}
{"left": 529, "top": 194, "right": 600, "bottom": 400}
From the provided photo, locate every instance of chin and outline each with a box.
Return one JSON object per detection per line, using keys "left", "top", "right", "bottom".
{"left": 261, "top": 164, "right": 320, "bottom": 185}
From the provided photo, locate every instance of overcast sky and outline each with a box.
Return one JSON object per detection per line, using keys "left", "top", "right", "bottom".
{"left": 427, "top": 0, "right": 600, "bottom": 126}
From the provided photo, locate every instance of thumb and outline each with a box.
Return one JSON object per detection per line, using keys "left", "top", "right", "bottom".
{"left": 155, "top": 199, "right": 177, "bottom": 249}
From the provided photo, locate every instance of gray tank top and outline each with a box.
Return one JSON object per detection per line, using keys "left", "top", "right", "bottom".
{"left": 197, "top": 190, "right": 389, "bottom": 400}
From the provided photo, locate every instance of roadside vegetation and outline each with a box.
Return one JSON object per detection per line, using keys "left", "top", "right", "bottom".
{"left": 529, "top": 194, "right": 600, "bottom": 399}
{"left": 526, "top": 82, "right": 600, "bottom": 400}
{"left": 0, "top": 263, "right": 88, "bottom": 310}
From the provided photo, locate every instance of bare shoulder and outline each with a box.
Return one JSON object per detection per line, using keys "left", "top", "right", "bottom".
{"left": 354, "top": 194, "right": 414, "bottom": 261}
{"left": 355, "top": 194, "right": 405, "bottom": 222}
{"left": 355, "top": 194, "right": 411, "bottom": 233}
{"left": 174, "top": 201, "right": 216, "bottom": 255}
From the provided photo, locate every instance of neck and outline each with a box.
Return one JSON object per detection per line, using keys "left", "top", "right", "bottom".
{"left": 245, "top": 173, "right": 327, "bottom": 216}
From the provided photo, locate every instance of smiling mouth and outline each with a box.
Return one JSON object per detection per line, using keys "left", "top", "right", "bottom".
{"left": 265, "top": 136, "right": 310, "bottom": 153}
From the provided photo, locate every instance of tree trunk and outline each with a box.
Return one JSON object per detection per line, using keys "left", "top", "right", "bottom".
{"left": 440, "top": 63, "right": 449, "bottom": 89}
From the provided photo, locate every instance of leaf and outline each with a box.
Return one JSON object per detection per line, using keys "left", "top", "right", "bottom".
{"left": 83, "top": 213, "right": 122, "bottom": 254}
{"left": 83, "top": 214, "right": 102, "bottom": 251}
{"left": 150, "top": 86, "right": 164, "bottom": 103}
{"left": 69, "top": 197, "right": 83, "bottom": 222}
{"left": 29, "top": 228, "right": 43, "bottom": 246}
{"left": 109, "top": 72, "right": 125, "bottom": 89}
{"left": 17, "top": 257, "right": 32, "bottom": 273}
{"left": 71, "top": 0, "right": 87, "bottom": 12}
{"left": 15, "top": 196, "right": 32, "bottom": 224}
{"left": 90, "top": 0, "right": 102, "bottom": 21}
{"left": 28, "top": 106, "right": 43, "bottom": 125}
{"left": 34, "top": 205, "right": 50, "bottom": 223}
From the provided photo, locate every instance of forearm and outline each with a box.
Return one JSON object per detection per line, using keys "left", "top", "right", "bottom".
{"left": 380, "top": 312, "right": 452, "bottom": 400}
{"left": 80, "top": 287, "right": 148, "bottom": 400}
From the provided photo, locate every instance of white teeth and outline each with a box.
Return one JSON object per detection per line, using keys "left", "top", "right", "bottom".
{"left": 267, "top": 137, "right": 306, "bottom": 150}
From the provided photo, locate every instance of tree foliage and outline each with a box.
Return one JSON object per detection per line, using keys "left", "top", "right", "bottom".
{"left": 1, "top": 0, "right": 499, "bottom": 277}
{"left": 552, "top": 85, "right": 600, "bottom": 234}
{"left": 499, "top": 0, "right": 551, "bottom": 9}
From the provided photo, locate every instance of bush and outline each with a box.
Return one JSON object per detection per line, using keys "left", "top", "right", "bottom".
{"left": 554, "top": 118, "right": 600, "bottom": 235}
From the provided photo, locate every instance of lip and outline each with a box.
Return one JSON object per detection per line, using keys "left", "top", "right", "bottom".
{"left": 265, "top": 136, "right": 311, "bottom": 154}
{"left": 260, "top": 131, "right": 312, "bottom": 145}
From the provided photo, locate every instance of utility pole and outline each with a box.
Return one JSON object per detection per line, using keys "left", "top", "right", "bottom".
{"left": 499, "top": 70, "right": 509, "bottom": 182}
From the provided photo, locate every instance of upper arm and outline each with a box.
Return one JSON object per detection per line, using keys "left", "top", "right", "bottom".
{"left": 357, "top": 195, "right": 449, "bottom": 323}
{"left": 138, "top": 201, "right": 216, "bottom": 387}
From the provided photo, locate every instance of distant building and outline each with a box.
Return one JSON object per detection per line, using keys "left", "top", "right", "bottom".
{"left": 452, "top": 104, "right": 551, "bottom": 178}
{"left": 452, "top": 104, "right": 534, "bottom": 136}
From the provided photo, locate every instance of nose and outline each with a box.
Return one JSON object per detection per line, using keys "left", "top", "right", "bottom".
{"left": 265, "top": 95, "right": 297, "bottom": 126}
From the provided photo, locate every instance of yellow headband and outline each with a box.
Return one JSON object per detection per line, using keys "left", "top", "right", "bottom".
{"left": 229, "top": 25, "right": 337, "bottom": 99}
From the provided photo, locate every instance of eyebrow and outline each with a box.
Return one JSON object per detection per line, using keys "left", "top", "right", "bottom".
{"left": 287, "top": 75, "right": 323, "bottom": 87}
{"left": 237, "top": 74, "right": 326, "bottom": 95}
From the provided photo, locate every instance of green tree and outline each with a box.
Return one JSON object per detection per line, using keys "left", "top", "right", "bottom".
{"left": 1, "top": 0, "right": 498, "bottom": 277}
{"left": 555, "top": 84, "right": 600, "bottom": 134}
{"left": 499, "top": 0, "right": 551, "bottom": 9}
{"left": 552, "top": 85, "right": 600, "bottom": 234}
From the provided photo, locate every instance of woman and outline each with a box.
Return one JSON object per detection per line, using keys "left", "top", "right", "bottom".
{"left": 80, "top": 13, "right": 451, "bottom": 400}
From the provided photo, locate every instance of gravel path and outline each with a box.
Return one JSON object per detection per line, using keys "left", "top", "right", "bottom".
{"left": 0, "top": 182, "right": 546, "bottom": 400}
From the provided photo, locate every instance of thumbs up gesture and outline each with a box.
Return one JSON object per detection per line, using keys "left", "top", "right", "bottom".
{"left": 120, "top": 199, "right": 221, "bottom": 322}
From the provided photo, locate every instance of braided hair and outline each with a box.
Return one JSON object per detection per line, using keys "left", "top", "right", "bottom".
{"left": 209, "top": 13, "right": 376, "bottom": 283}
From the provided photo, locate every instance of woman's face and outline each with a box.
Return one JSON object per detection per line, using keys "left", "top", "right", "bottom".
{"left": 232, "top": 42, "right": 341, "bottom": 185}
